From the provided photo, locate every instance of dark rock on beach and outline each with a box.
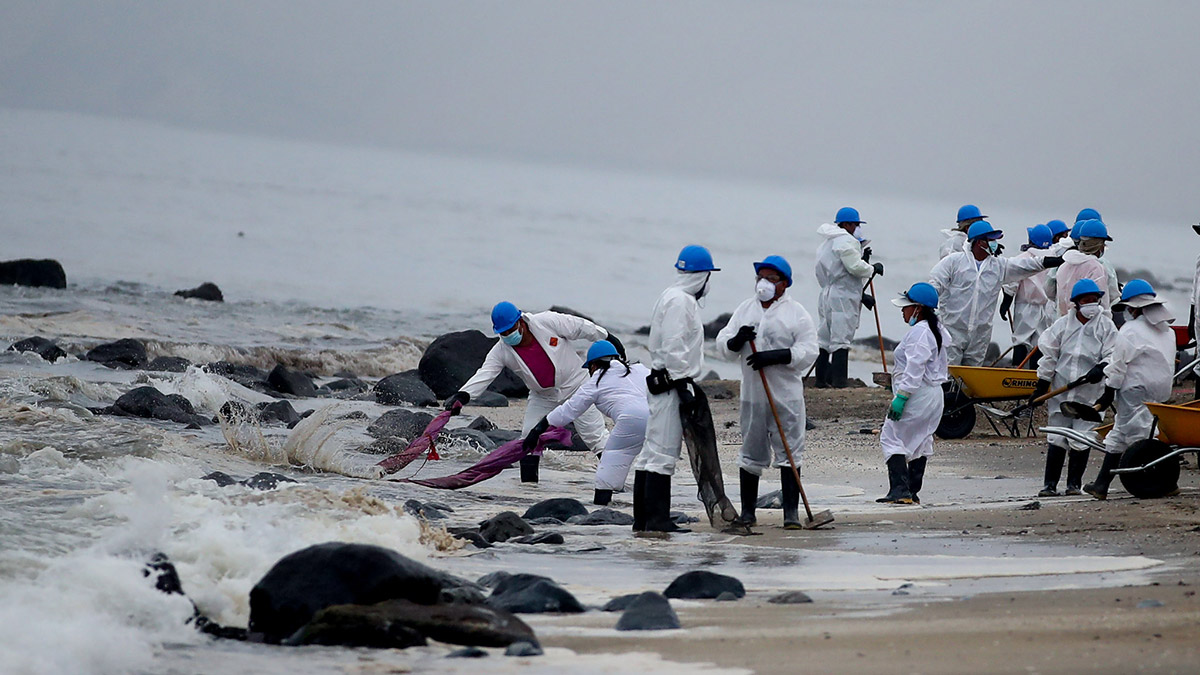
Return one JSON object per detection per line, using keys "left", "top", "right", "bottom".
{"left": 601, "top": 593, "right": 641, "bottom": 612}
{"left": 374, "top": 371, "right": 438, "bottom": 407}
{"left": 615, "top": 592, "right": 680, "bottom": 631}
{"left": 267, "top": 364, "right": 317, "bottom": 397}
{"left": 447, "top": 647, "right": 489, "bottom": 658}
{"left": 86, "top": 338, "right": 147, "bottom": 369}
{"left": 479, "top": 512, "right": 534, "bottom": 543}
{"left": 543, "top": 424, "right": 590, "bottom": 452}
{"left": 703, "top": 312, "right": 733, "bottom": 340}
{"left": 361, "top": 437, "right": 409, "bottom": 455}
{"left": 488, "top": 573, "right": 584, "bottom": 614}
{"left": 324, "top": 377, "right": 370, "bottom": 397}
{"left": 217, "top": 400, "right": 256, "bottom": 422}
{"left": 509, "top": 532, "right": 564, "bottom": 545}
{"left": 368, "top": 409, "right": 434, "bottom": 440}
{"left": 145, "top": 356, "right": 192, "bottom": 372}
{"left": 663, "top": 570, "right": 746, "bottom": 600}
{"left": 505, "top": 640, "right": 543, "bottom": 657}
{"left": 768, "top": 590, "right": 814, "bottom": 604}
{"left": 257, "top": 400, "right": 301, "bottom": 426}
{"left": 289, "top": 598, "right": 536, "bottom": 649}
{"left": 242, "top": 472, "right": 296, "bottom": 490}
{"left": 202, "top": 471, "right": 238, "bottom": 487}
{"left": 568, "top": 508, "right": 634, "bottom": 526}
{"left": 0, "top": 259, "right": 67, "bottom": 288}
{"left": 404, "top": 499, "right": 448, "bottom": 521}
{"left": 445, "top": 428, "right": 497, "bottom": 452}
{"left": 174, "top": 282, "right": 224, "bottom": 302}
{"left": 417, "top": 330, "right": 528, "bottom": 399}
{"left": 483, "top": 429, "right": 520, "bottom": 445}
{"left": 523, "top": 498, "right": 588, "bottom": 522}
{"left": 467, "top": 415, "right": 496, "bottom": 432}
{"left": 470, "top": 390, "right": 510, "bottom": 407}
{"left": 109, "top": 386, "right": 208, "bottom": 426}
{"left": 8, "top": 336, "right": 67, "bottom": 363}
{"left": 205, "top": 361, "right": 269, "bottom": 390}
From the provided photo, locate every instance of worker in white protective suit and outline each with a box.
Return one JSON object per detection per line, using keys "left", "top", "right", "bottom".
{"left": 877, "top": 282, "right": 950, "bottom": 505}
{"left": 999, "top": 224, "right": 1056, "bottom": 368}
{"left": 447, "top": 302, "right": 624, "bottom": 483}
{"left": 1083, "top": 279, "right": 1177, "bottom": 500}
{"left": 631, "top": 244, "right": 720, "bottom": 534}
{"left": 716, "top": 255, "right": 819, "bottom": 529}
{"left": 1188, "top": 224, "right": 1200, "bottom": 400}
{"left": 1048, "top": 219, "right": 1117, "bottom": 317}
{"left": 527, "top": 340, "right": 650, "bottom": 506}
{"left": 928, "top": 221, "right": 1064, "bottom": 366}
{"left": 1032, "top": 279, "right": 1117, "bottom": 497}
{"left": 938, "top": 204, "right": 987, "bottom": 259}
{"left": 815, "top": 207, "right": 884, "bottom": 388}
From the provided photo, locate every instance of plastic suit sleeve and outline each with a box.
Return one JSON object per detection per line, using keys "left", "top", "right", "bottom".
{"left": 1104, "top": 333, "right": 1132, "bottom": 390}
{"left": 545, "top": 375, "right": 599, "bottom": 428}
{"left": 545, "top": 311, "right": 608, "bottom": 343}
{"left": 1000, "top": 254, "right": 1047, "bottom": 284}
{"left": 835, "top": 239, "right": 875, "bottom": 279}
{"left": 892, "top": 327, "right": 935, "bottom": 394}
{"left": 459, "top": 343, "right": 507, "bottom": 399}
{"left": 928, "top": 255, "right": 953, "bottom": 297}
{"left": 787, "top": 307, "right": 820, "bottom": 373}
{"left": 1035, "top": 321, "right": 1063, "bottom": 382}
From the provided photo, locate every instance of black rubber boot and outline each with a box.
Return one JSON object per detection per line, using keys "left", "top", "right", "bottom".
{"left": 1039, "top": 444, "right": 1067, "bottom": 497}
{"left": 1084, "top": 452, "right": 1122, "bottom": 500}
{"left": 1012, "top": 344, "right": 1029, "bottom": 369}
{"left": 593, "top": 489, "right": 613, "bottom": 506}
{"left": 831, "top": 349, "right": 850, "bottom": 388}
{"left": 1028, "top": 350, "right": 1043, "bottom": 370}
{"left": 519, "top": 455, "right": 539, "bottom": 483}
{"left": 733, "top": 468, "right": 759, "bottom": 527}
{"left": 780, "top": 467, "right": 802, "bottom": 529}
{"left": 814, "top": 349, "right": 831, "bottom": 388}
{"left": 1194, "top": 376, "right": 1199, "bottom": 402}
{"left": 876, "top": 454, "right": 913, "bottom": 504}
{"left": 908, "top": 456, "right": 927, "bottom": 504}
{"left": 632, "top": 470, "right": 647, "bottom": 532}
{"left": 1065, "top": 449, "right": 1090, "bottom": 495}
{"left": 643, "top": 471, "right": 688, "bottom": 534}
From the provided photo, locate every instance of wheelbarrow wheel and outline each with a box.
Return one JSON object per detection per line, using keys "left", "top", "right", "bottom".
{"left": 1118, "top": 439, "right": 1180, "bottom": 499}
{"left": 935, "top": 389, "right": 976, "bottom": 440}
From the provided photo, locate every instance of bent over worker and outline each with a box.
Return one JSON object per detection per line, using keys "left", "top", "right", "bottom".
{"left": 815, "top": 207, "right": 883, "bottom": 388}
{"left": 716, "top": 255, "right": 819, "bottom": 529}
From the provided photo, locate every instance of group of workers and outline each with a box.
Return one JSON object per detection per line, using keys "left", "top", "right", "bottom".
{"left": 440, "top": 206, "right": 1197, "bottom": 535}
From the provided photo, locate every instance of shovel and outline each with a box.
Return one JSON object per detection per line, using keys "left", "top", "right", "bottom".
{"left": 1060, "top": 400, "right": 1105, "bottom": 423}
{"left": 749, "top": 340, "right": 835, "bottom": 529}
{"left": 977, "top": 374, "right": 1091, "bottom": 420}
{"left": 866, "top": 276, "right": 891, "bottom": 387}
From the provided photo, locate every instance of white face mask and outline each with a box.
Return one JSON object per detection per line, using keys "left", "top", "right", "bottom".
{"left": 853, "top": 225, "right": 865, "bottom": 241}
{"left": 755, "top": 278, "right": 777, "bottom": 302}
{"left": 1077, "top": 303, "right": 1102, "bottom": 320}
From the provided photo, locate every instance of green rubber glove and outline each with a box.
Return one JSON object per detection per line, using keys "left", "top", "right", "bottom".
{"left": 887, "top": 392, "right": 910, "bottom": 421}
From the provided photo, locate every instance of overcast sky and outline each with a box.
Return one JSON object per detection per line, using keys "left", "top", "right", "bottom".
{"left": 2, "top": 0, "right": 1197, "bottom": 225}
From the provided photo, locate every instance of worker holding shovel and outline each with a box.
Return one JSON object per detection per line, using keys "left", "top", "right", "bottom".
{"left": 814, "top": 207, "right": 884, "bottom": 388}
{"left": 717, "top": 255, "right": 820, "bottom": 529}
{"left": 1031, "top": 279, "right": 1117, "bottom": 497}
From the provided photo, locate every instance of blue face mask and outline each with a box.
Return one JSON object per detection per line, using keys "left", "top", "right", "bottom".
{"left": 908, "top": 315, "right": 920, "bottom": 326}
{"left": 500, "top": 329, "right": 522, "bottom": 346}
{"left": 987, "top": 240, "right": 1000, "bottom": 254}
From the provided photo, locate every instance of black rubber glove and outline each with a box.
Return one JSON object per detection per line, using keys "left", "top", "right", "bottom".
{"left": 674, "top": 378, "right": 696, "bottom": 407}
{"left": 861, "top": 293, "right": 876, "bottom": 311}
{"left": 1030, "top": 379, "right": 1051, "bottom": 403}
{"left": 1084, "top": 362, "right": 1108, "bottom": 384}
{"left": 604, "top": 331, "right": 627, "bottom": 359}
{"left": 872, "top": 262, "right": 885, "bottom": 277}
{"left": 1188, "top": 305, "right": 1195, "bottom": 341}
{"left": 1094, "top": 386, "right": 1117, "bottom": 411}
{"left": 993, "top": 243, "right": 1005, "bottom": 256}
{"left": 747, "top": 348, "right": 792, "bottom": 371}
{"left": 862, "top": 246, "right": 872, "bottom": 263}
{"left": 1042, "top": 255, "right": 1065, "bottom": 268}
{"left": 999, "top": 293, "right": 1014, "bottom": 321}
{"left": 726, "top": 325, "right": 757, "bottom": 352}
{"left": 443, "top": 391, "right": 470, "bottom": 414}
{"left": 522, "top": 417, "right": 550, "bottom": 451}
{"left": 646, "top": 368, "right": 673, "bottom": 395}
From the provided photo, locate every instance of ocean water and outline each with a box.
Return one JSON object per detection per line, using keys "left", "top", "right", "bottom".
{"left": 0, "top": 108, "right": 1191, "bottom": 674}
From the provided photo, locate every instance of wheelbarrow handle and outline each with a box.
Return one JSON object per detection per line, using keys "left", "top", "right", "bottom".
{"left": 1005, "top": 374, "right": 1091, "bottom": 418}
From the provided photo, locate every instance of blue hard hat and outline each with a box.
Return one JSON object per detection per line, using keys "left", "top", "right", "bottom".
{"left": 967, "top": 220, "right": 1003, "bottom": 241}
{"left": 1027, "top": 224, "right": 1053, "bottom": 249}
{"left": 491, "top": 301, "right": 522, "bottom": 334}
{"left": 835, "top": 207, "right": 864, "bottom": 224}
{"left": 1120, "top": 278, "right": 1156, "bottom": 302}
{"left": 675, "top": 245, "right": 720, "bottom": 272}
{"left": 583, "top": 340, "right": 619, "bottom": 367}
{"left": 1077, "top": 219, "right": 1113, "bottom": 241}
{"left": 893, "top": 282, "right": 939, "bottom": 309}
{"left": 1076, "top": 207, "right": 1102, "bottom": 223}
{"left": 1070, "top": 278, "right": 1105, "bottom": 301}
{"left": 1046, "top": 219, "right": 1070, "bottom": 236}
{"left": 957, "top": 204, "right": 985, "bottom": 222}
{"left": 1069, "top": 221, "right": 1084, "bottom": 240}
{"left": 753, "top": 254, "right": 793, "bottom": 287}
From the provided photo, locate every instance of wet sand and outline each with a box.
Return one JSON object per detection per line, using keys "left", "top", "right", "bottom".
{"left": 466, "top": 381, "right": 1200, "bottom": 674}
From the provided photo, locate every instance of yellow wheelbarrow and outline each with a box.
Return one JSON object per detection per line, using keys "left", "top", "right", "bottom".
{"left": 936, "top": 366, "right": 1040, "bottom": 439}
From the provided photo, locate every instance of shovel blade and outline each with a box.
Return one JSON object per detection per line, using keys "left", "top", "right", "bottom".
{"left": 1060, "top": 401, "right": 1103, "bottom": 423}
{"left": 872, "top": 372, "right": 892, "bottom": 388}
{"left": 803, "top": 510, "right": 835, "bottom": 529}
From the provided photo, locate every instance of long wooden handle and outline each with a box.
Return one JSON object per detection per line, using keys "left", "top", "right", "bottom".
{"left": 1016, "top": 346, "right": 1039, "bottom": 370}
{"left": 868, "top": 278, "right": 888, "bottom": 375}
{"left": 749, "top": 340, "right": 815, "bottom": 521}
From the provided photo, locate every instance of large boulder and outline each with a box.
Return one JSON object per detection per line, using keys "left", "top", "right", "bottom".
{"left": 145, "top": 356, "right": 192, "bottom": 372}
{"left": 86, "top": 338, "right": 147, "bottom": 369}
{"left": 488, "top": 574, "right": 584, "bottom": 614}
{"left": 417, "top": 330, "right": 528, "bottom": 399}
{"left": 288, "top": 598, "right": 536, "bottom": 649}
{"left": 615, "top": 592, "right": 680, "bottom": 631}
{"left": 368, "top": 409, "right": 434, "bottom": 440}
{"left": 267, "top": 365, "right": 317, "bottom": 398}
{"left": 0, "top": 259, "right": 66, "bottom": 288}
{"left": 568, "top": 508, "right": 634, "bottom": 526}
{"left": 205, "top": 361, "right": 269, "bottom": 390}
{"left": 523, "top": 498, "right": 588, "bottom": 522}
{"left": 374, "top": 372, "right": 438, "bottom": 407}
{"left": 702, "top": 312, "right": 733, "bottom": 340}
{"left": 663, "top": 571, "right": 745, "bottom": 600}
{"left": 8, "top": 336, "right": 67, "bottom": 363}
{"left": 479, "top": 512, "right": 533, "bottom": 543}
{"left": 174, "top": 282, "right": 224, "bottom": 302}
{"left": 110, "top": 386, "right": 208, "bottom": 426}
{"left": 257, "top": 400, "right": 301, "bottom": 426}
{"left": 248, "top": 542, "right": 479, "bottom": 644}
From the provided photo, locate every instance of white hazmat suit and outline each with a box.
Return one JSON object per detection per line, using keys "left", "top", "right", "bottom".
{"left": 547, "top": 363, "right": 651, "bottom": 491}
{"left": 461, "top": 310, "right": 610, "bottom": 451}
{"left": 880, "top": 320, "right": 950, "bottom": 461}
{"left": 1037, "top": 311, "right": 1118, "bottom": 450}
{"left": 1050, "top": 250, "right": 1112, "bottom": 317}
{"left": 815, "top": 223, "right": 874, "bottom": 351}
{"left": 928, "top": 250, "right": 1047, "bottom": 366}
{"left": 716, "top": 292, "right": 819, "bottom": 475}
{"left": 1002, "top": 248, "right": 1055, "bottom": 348}
{"left": 938, "top": 229, "right": 968, "bottom": 259}
{"left": 633, "top": 271, "right": 708, "bottom": 476}
{"left": 1103, "top": 307, "right": 1176, "bottom": 456}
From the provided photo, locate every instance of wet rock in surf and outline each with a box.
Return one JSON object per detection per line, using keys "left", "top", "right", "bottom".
{"left": 324, "top": 377, "right": 370, "bottom": 398}
{"left": 242, "top": 472, "right": 297, "bottom": 490}
{"left": 174, "top": 282, "right": 224, "bottom": 302}
{"left": 477, "top": 571, "right": 512, "bottom": 589}
{"left": 483, "top": 429, "right": 520, "bottom": 445}
{"left": 217, "top": 400, "right": 256, "bottom": 422}
{"left": 568, "top": 508, "right": 634, "bottom": 526}
{"left": 487, "top": 573, "right": 584, "bottom": 614}
{"left": 205, "top": 361, "right": 270, "bottom": 390}
{"left": 543, "top": 424, "right": 590, "bottom": 452}
{"left": 404, "top": 499, "right": 448, "bottom": 520}
{"left": 478, "top": 512, "right": 533, "bottom": 543}
{"left": 505, "top": 640, "right": 543, "bottom": 657}
{"left": 417, "top": 330, "right": 528, "bottom": 399}
{"left": 143, "top": 553, "right": 247, "bottom": 640}
{"left": 523, "top": 498, "right": 588, "bottom": 522}
{"left": 0, "top": 258, "right": 67, "bottom": 288}
{"left": 361, "top": 437, "right": 410, "bottom": 455}
{"left": 290, "top": 599, "right": 538, "bottom": 650}
{"left": 601, "top": 593, "right": 641, "bottom": 612}
{"left": 248, "top": 542, "right": 481, "bottom": 644}
{"left": 368, "top": 409, "right": 434, "bottom": 440}
{"left": 109, "top": 386, "right": 209, "bottom": 425}
{"left": 86, "top": 338, "right": 147, "bottom": 369}
{"left": 470, "top": 390, "right": 510, "bottom": 407}
{"left": 145, "top": 355, "right": 192, "bottom": 372}
{"left": 8, "top": 336, "right": 68, "bottom": 363}
{"left": 663, "top": 571, "right": 745, "bottom": 600}
{"left": 267, "top": 364, "right": 317, "bottom": 397}
{"left": 508, "top": 532, "right": 564, "bottom": 545}
{"left": 768, "top": 591, "right": 813, "bottom": 604}
{"left": 703, "top": 312, "right": 733, "bottom": 340}
{"left": 202, "top": 471, "right": 238, "bottom": 487}
{"left": 447, "top": 647, "right": 489, "bottom": 658}
{"left": 670, "top": 511, "right": 700, "bottom": 525}
{"left": 615, "top": 592, "right": 680, "bottom": 631}
{"left": 467, "top": 415, "right": 496, "bottom": 432}
{"left": 445, "top": 428, "right": 497, "bottom": 452}
{"left": 257, "top": 400, "right": 301, "bottom": 426}
{"left": 374, "top": 371, "right": 438, "bottom": 407}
